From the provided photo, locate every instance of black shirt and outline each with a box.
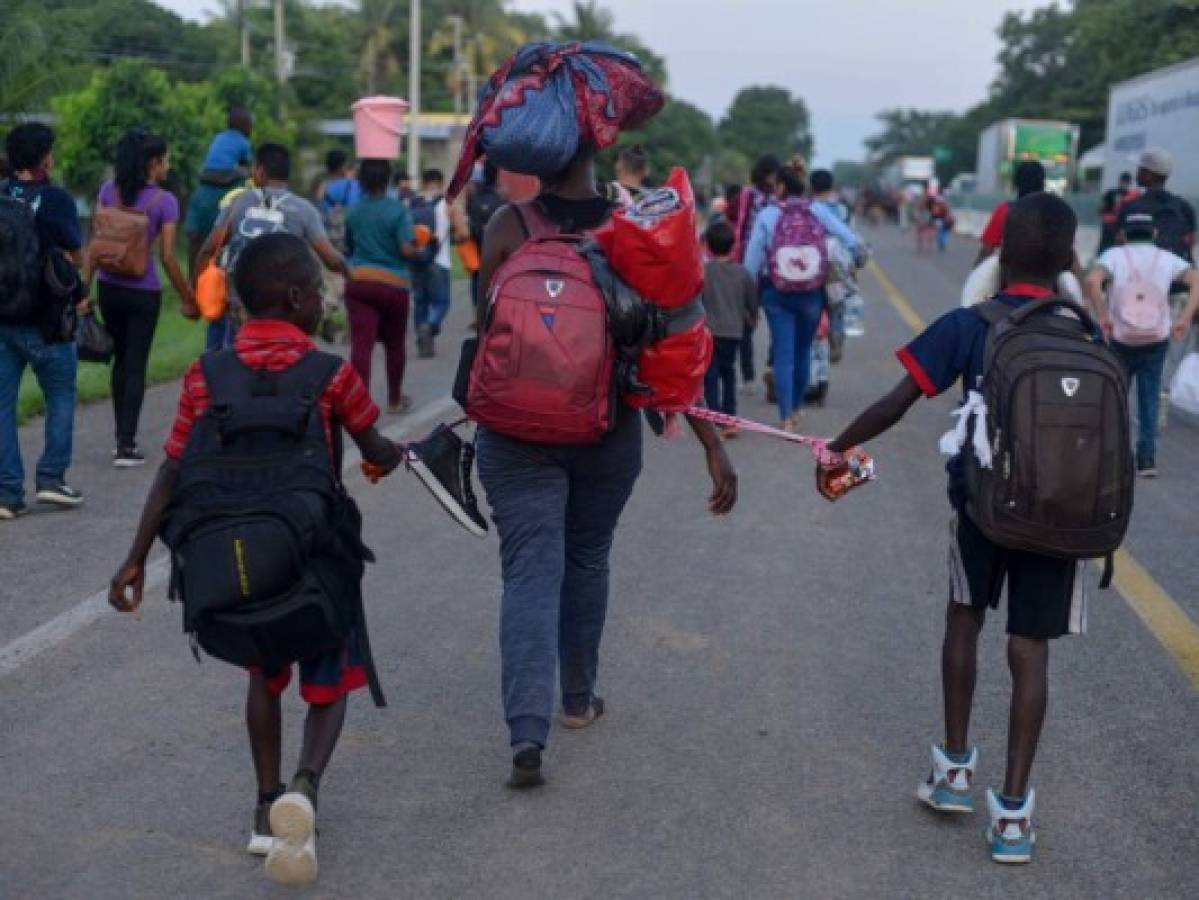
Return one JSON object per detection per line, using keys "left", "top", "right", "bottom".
{"left": 534, "top": 193, "right": 614, "bottom": 233}
{"left": 1116, "top": 188, "right": 1196, "bottom": 262}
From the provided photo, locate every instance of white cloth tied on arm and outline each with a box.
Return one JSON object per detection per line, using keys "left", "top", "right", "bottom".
{"left": 939, "top": 390, "right": 992, "bottom": 468}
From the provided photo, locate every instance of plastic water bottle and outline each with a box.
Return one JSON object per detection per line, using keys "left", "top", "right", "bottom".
{"left": 844, "top": 291, "right": 865, "bottom": 337}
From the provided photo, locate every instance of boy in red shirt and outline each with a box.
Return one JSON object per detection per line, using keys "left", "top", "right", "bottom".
{"left": 109, "top": 233, "right": 403, "bottom": 885}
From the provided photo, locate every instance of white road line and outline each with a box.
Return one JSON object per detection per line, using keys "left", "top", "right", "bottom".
{"left": 0, "top": 395, "right": 461, "bottom": 679}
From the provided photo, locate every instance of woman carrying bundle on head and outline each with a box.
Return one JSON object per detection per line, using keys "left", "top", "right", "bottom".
{"left": 409, "top": 41, "right": 738, "bottom": 788}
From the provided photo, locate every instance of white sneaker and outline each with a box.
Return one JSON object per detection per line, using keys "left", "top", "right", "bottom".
{"left": 986, "top": 788, "right": 1036, "bottom": 864}
{"left": 264, "top": 791, "right": 317, "bottom": 884}
{"left": 916, "top": 744, "right": 976, "bottom": 813}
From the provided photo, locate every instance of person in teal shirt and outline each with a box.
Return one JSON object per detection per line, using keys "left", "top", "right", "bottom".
{"left": 344, "top": 160, "right": 421, "bottom": 412}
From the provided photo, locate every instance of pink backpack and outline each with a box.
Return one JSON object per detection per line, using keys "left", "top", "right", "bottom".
{"left": 1111, "top": 247, "right": 1170, "bottom": 345}
{"left": 467, "top": 203, "right": 615, "bottom": 445}
{"left": 769, "top": 199, "right": 828, "bottom": 293}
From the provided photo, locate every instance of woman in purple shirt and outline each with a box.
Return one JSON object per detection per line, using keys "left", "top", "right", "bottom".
{"left": 87, "top": 130, "right": 192, "bottom": 467}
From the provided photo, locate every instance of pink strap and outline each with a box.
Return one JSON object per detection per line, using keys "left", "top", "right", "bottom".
{"left": 683, "top": 405, "right": 844, "bottom": 465}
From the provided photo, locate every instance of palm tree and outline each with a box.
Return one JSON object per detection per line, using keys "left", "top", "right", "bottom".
{"left": 550, "top": 0, "right": 668, "bottom": 86}
{"left": 552, "top": 0, "right": 617, "bottom": 42}
{"left": 358, "top": 0, "right": 404, "bottom": 95}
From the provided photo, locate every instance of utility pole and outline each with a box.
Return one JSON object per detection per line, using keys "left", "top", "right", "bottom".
{"left": 238, "top": 0, "right": 250, "bottom": 68}
{"left": 272, "top": 0, "right": 286, "bottom": 86}
{"left": 408, "top": 0, "right": 421, "bottom": 180}
{"left": 448, "top": 15, "right": 464, "bottom": 115}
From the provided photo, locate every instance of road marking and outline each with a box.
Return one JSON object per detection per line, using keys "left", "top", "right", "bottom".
{"left": 867, "top": 259, "right": 1199, "bottom": 690}
{"left": 0, "top": 395, "right": 461, "bottom": 679}
{"left": 1109, "top": 549, "right": 1199, "bottom": 690}
{"left": 867, "top": 261, "right": 926, "bottom": 333}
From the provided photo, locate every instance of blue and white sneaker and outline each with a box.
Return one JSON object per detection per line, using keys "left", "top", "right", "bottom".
{"left": 916, "top": 744, "right": 976, "bottom": 813}
{"left": 986, "top": 788, "right": 1036, "bottom": 864}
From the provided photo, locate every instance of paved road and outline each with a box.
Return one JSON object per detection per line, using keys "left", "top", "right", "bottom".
{"left": 2, "top": 225, "right": 1196, "bottom": 899}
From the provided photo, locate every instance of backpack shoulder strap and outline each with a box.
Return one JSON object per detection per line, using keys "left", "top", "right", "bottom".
{"left": 199, "top": 350, "right": 256, "bottom": 408}
{"left": 276, "top": 350, "right": 347, "bottom": 462}
{"left": 974, "top": 297, "right": 1012, "bottom": 327}
{"left": 513, "top": 201, "right": 559, "bottom": 241}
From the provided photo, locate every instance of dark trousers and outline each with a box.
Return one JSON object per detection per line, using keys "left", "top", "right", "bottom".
{"left": 476, "top": 412, "right": 643, "bottom": 748}
{"left": 739, "top": 322, "right": 756, "bottom": 382}
{"left": 345, "top": 279, "right": 410, "bottom": 409}
{"left": 704, "top": 337, "right": 740, "bottom": 416}
{"left": 98, "top": 281, "right": 161, "bottom": 448}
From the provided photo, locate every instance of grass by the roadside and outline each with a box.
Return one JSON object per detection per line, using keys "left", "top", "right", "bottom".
{"left": 17, "top": 261, "right": 205, "bottom": 425}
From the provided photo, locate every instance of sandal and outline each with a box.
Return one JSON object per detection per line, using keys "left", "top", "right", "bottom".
{"left": 561, "top": 696, "right": 605, "bottom": 730}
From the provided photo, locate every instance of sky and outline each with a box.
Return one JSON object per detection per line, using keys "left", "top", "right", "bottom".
{"left": 155, "top": 0, "right": 1046, "bottom": 164}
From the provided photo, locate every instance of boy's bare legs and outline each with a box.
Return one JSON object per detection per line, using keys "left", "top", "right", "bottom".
{"left": 298, "top": 697, "right": 347, "bottom": 784}
{"left": 246, "top": 674, "right": 283, "bottom": 795}
{"left": 942, "top": 601, "right": 985, "bottom": 754}
{"left": 1003, "top": 635, "right": 1048, "bottom": 798}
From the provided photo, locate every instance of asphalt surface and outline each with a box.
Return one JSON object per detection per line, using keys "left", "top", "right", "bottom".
{"left": 2, "top": 225, "right": 1196, "bottom": 899}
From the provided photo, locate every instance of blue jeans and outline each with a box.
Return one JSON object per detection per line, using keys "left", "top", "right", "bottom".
{"left": 0, "top": 325, "right": 77, "bottom": 504}
{"left": 760, "top": 285, "right": 825, "bottom": 421}
{"left": 704, "top": 337, "right": 740, "bottom": 416}
{"left": 1112, "top": 340, "right": 1169, "bottom": 462}
{"left": 412, "top": 265, "right": 451, "bottom": 335}
{"left": 205, "top": 315, "right": 233, "bottom": 351}
{"left": 936, "top": 223, "right": 951, "bottom": 252}
{"left": 476, "top": 412, "right": 643, "bottom": 748}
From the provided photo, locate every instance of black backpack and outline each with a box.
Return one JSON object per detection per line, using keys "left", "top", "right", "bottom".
{"left": 161, "top": 350, "right": 386, "bottom": 705}
{"left": 467, "top": 183, "right": 503, "bottom": 245}
{"left": 0, "top": 182, "right": 44, "bottom": 323}
{"left": 964, "top": 297, "right": 1133, "bottom": 583}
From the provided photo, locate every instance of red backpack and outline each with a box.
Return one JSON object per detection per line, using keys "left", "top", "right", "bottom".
{"left": 467, "top": 203, "right": 615, "bottom": 444}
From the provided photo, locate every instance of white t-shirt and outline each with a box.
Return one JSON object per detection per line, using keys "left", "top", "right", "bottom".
{"left": 1099, "top": 242, "right": 1191, "bottom": 297}
{"left": 434, "top": 197, "right": 451, "bottom": 270}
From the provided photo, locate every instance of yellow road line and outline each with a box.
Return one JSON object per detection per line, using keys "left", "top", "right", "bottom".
{"left": 867, "top": 259, "right": 1199, "bottom": 690}
{"left": 867, "top": 260, "right": 926, "bottom": 334}
{"left": 1108, "top": 550, "right": 1199, "bottom": 690}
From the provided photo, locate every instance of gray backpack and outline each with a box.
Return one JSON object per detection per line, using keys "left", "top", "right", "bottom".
{"left": 964, "top": 297, "right": 1133, "bottom": 584}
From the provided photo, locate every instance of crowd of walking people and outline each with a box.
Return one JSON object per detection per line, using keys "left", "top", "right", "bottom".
{"left": 2, "top": 36, "right": 1197, "bottom": 889}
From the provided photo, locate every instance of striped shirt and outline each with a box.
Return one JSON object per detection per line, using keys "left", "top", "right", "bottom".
{"left": 164, "top": 319, "right": 378, "bottom": 461}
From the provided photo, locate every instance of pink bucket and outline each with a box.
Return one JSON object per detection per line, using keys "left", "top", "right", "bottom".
{"left": 351, "top": 96, "right": 409, "bottom": 160}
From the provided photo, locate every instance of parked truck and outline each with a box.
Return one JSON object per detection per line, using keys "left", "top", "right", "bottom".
{"left": 880, "top": 156, "right": 935, "bottom": 192}
{"left": 1101, "top": 57, "right": 1199, "bottom": 198}
{"left": 976, "top": 119, "right": 1079, "bottom": 195}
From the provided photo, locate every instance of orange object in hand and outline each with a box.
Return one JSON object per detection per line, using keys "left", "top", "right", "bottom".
{"left": 455, "top": 238, "right": 481, "bottom": 273}
{"left": 361, "top": 461, "right": 387, "bottom": 484}
{"left": 413, "top": 223, "right": 432, "bottom": 249}
{"left": 195, "top": 263, "right": 228, "bottom": 322}
{"left": 816, "top": 448, "right": 876, "bottom": 502}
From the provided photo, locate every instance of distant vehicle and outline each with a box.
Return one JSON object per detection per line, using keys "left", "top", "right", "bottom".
{"left": 881, "top": 156, "right": 935, "bottom": 192}
{"left": 975, "top": 119, "right": 1080, "bottom": 195}
{"left": 947, "top": 173, "right": 977, "bottom": 195}
{"left": 1101, "top": 57, "right": 1199, "bottom": 198}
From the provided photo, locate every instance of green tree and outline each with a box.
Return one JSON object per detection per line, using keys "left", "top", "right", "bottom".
{"left": 718, "top": 86, "right": 813, "bottom": 164}
{"left": 0, "top": 18, "right": 54, "bottom": 115}
{"left": 52, "top": 61, "right": 295, "bottom": 198}
{"left": 606, "top": 98, "right": 716, "bottom": 181}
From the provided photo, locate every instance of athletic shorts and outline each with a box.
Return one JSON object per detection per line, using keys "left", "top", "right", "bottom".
{"left": 252, "top": 626, "right": 367, "bottom": 705}
{"left": 948, "top": 514, "right": 1087, "bottom": 639}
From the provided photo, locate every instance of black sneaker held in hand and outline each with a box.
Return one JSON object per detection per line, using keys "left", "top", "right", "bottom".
{"left": 406, "top": 423, "right": 489, "bottom": 538}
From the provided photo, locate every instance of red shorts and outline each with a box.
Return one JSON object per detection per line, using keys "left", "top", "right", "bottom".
{"left": 250, "top": 627, "right": 367, "bottom": 705}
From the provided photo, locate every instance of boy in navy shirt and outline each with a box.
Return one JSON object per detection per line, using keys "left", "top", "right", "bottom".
{"left": 818, "top": 193, "right": 1084, "bottom": 864}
